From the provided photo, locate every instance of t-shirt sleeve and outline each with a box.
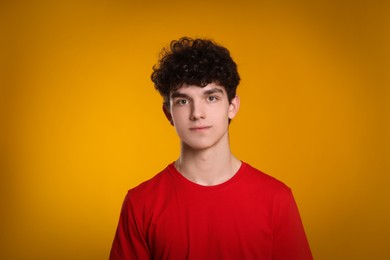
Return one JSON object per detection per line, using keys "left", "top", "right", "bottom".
{"left": 272, "top": 188, "right": 313, "bottom": 260}
{"left": 109, "top": 192, "right": 150, "bottom": 260}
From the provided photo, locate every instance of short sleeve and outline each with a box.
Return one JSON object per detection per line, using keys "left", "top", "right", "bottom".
{"left": 272, "top": 188, "right": 313, "bottom": 260}
{"left": 109, "top": 192, "right": 150, "bottom": 260}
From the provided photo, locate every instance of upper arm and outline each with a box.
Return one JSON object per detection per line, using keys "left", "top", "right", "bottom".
{"left": 109, "top": 193, "right": 150, "bottom": 260}
{"left": 272, "top": 188, "right": 313, "bottom": 260}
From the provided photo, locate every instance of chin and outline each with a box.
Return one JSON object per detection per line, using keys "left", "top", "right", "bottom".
{"left": 182, "top": 139, "right": 220, "bottom": 151}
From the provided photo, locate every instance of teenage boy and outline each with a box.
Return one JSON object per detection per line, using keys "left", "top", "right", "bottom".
{"left": 110, "top": 37, "right": 313, "bottom": 259}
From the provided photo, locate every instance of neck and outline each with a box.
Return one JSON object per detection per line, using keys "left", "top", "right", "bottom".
{"left": 175, "top": 136, "right": 241, "bottom": 186}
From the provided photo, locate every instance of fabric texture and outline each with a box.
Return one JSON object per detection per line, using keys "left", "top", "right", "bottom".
{"left": 110, "top": 162, "right": 313, "bottom": 260}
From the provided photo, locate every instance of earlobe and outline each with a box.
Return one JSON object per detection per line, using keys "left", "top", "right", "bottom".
{"left": 162, "top": 105, "right": 174, "bottom": 126}
{"left": 228, "top": 95, "right": 240, "bottom": 119}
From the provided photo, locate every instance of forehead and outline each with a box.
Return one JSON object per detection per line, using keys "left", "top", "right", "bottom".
{"left": 170, "top": 83, "right": 227, "bottom": 96}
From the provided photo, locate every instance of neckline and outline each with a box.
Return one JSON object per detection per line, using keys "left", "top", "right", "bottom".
{"left": 168, "top": 161, "right": 247, "bottom": 191}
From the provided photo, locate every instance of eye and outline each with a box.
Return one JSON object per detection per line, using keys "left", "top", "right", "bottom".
{"left": 175, "top": 99, "right": 189, "bottom": 105}
{"left": 207, "top": 96, "right": 218, "bottom": 102}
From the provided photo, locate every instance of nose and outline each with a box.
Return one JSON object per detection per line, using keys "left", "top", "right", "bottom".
{"left": 190, "top": 100, "right": 206, "bottom": 120}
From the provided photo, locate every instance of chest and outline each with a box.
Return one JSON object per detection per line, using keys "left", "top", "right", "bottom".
{"left": 143, "top": 188, "right": 274, "bottom": 259}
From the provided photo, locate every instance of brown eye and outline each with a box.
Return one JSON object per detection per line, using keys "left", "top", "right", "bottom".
{"left": 176, "top": 99, "right": 189, "bottom": 105}
{"left": 208, "top": 96, "right": 218, "bottom": 102}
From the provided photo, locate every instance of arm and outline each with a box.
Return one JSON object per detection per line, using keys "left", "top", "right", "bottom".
{"left": 272, "top": 188, "right": 313, "bottom": 260}
{"left": 109, "top": 193, "right": 150, "bottom": 260}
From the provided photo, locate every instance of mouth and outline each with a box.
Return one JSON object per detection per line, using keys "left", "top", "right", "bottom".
{"left": 189, "top": 126, "right": 212, "bottom": 131}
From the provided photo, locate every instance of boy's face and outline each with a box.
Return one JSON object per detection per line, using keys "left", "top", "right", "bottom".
{"left": 164, "top": 82, "right": 239, "bottom": 151}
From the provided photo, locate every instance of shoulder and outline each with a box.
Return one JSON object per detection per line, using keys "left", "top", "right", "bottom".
{"left": 238, "top": 162, "right": 298, "bottom": 215}
{"left": 240, "top": 162, "right": 292, "bottom": 197}
{"left": 125, "top": 164, "right": 174, "bottom": 205}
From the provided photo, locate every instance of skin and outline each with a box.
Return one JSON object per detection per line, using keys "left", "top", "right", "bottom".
{"left": 163, "top": 82, "right": 241, "bottom": 186}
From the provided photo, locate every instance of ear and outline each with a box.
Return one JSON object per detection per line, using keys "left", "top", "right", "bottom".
{"left": 228, "top": 95, "right": 240, "bottom": 119}
{"left": 162, "top": 105, "right": 174, "bottom": 126}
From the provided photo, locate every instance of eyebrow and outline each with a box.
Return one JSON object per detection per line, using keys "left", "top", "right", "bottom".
{"left": 170, "top": 92, "right": 190, "bottom": 99}
{"left": 171, "top": 88, "right": 224, "bottom": 99}
{"left": 203, "top": 88, "right": 224, "bottom": 95}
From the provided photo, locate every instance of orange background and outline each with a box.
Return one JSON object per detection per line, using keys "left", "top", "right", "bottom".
{"left": 1, "top": 0, "right": 389, "bottom": 259}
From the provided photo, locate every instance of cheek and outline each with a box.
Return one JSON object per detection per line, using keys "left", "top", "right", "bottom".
{"left": 171, "top": 112, "right": 187, "bottom": 127}
{"left": 212, "top": 110, "right": 230, "bottom": 126}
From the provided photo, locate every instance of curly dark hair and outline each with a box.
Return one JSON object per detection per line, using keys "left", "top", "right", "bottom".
{"left": 151, "top": 37, "right": 240, "bottom": 106}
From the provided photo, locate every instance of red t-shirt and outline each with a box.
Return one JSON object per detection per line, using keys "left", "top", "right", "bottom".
{"left": 110, "top": 162, "right": 312, "bottom": 259}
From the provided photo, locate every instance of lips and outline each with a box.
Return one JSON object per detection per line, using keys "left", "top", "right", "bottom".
{"left": 189, "top": 126, "right": 212, "bottom": 131}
